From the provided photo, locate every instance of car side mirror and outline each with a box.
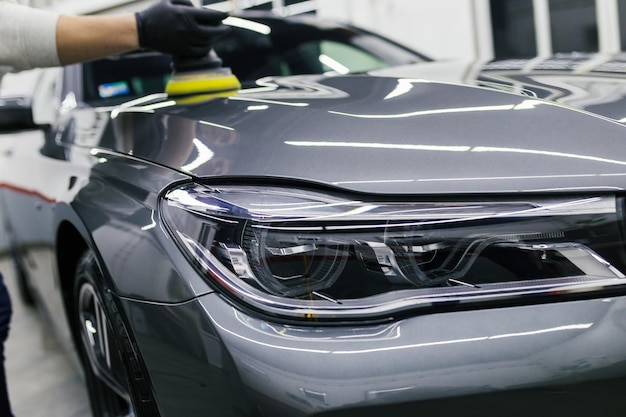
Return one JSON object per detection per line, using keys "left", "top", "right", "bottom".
{"left": 0, "top": 95, "right": 37, "bottom": 132}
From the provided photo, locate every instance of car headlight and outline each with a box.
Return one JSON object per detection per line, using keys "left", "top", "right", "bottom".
{"left": 161, "top": 183, "right": 626, "bottom": 320}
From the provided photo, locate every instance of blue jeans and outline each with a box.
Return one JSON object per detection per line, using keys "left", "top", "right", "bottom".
{"left": 0, "top": 273, "right": 13, "bottom": 417}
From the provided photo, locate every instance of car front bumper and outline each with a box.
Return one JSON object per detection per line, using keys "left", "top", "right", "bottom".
{"left": 120, "top": 292, "right": 626, "bottom": 417}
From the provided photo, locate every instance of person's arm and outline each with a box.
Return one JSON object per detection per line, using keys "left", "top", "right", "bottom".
{"left": 58, "top": 0, "right": 229, "bottom": 66}
{"left": 56, "top": 14, "right": 139, "bottom": 66}
{"left": 1, "top": 0, "right": 228, "bottom": 73}
{"left": 0, "top": 2, "right": 60, "bottom": 71}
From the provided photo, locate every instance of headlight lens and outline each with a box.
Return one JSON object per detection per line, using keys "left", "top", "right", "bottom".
{"left": 161, "top": 183, "right": 626, "bottom": 320}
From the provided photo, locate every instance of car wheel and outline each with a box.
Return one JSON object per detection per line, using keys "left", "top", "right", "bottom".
{"left": 74, "top": 250, "right": 157, "bottom": 417}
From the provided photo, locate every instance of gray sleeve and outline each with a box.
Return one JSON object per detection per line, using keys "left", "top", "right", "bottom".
{"left": 0, "top": 2, "right": 61, "bottom": 72}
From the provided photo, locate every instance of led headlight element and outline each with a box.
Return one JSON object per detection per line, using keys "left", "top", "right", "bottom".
{"left": 162, "top": 184, "right": 626, "bottom": 320}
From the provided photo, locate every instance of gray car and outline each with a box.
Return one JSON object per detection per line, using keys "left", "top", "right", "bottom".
{"left": 2, "top": 14, "right": 626, "bottom": 417}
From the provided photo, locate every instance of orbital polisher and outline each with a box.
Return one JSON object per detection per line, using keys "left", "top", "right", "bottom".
{"left": 164, "top": 28, "right": 240, "bottom": 97}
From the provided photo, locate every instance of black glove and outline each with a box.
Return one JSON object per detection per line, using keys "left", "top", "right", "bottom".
{"left": 135, "top": 0, "right": 229, "bottom": 58}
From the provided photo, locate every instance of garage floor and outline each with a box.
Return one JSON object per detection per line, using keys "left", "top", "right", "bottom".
{"left": 0, "top": 256, "right": 91, "bottom": 417}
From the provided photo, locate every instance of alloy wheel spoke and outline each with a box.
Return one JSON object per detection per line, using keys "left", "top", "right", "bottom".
{"left": 78, "top": 281, "right": 133, "bottom": 416}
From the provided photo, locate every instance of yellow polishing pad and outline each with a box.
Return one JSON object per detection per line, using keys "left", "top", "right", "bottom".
{"left": 165, "top": 68, "right": 241, "bottom": 97}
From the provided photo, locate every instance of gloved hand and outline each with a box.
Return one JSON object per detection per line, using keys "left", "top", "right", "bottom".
{"left": 135, "top": 0, "right": 229, "bottom": 58}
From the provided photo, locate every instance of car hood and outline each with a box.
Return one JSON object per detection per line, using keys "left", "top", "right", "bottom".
{"left": 113, "top": 74, "right": 626, "bottom": 195}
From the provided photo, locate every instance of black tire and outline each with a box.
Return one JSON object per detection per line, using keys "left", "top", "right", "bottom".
{"left": 73, "top": 250, "right": 158, "bottom": 417}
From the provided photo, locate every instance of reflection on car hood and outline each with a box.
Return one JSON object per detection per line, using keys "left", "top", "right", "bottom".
{"left": 113, "top": 74, "right": 626, "bottom": 195}
{"left": 478, "top": 54, "right": 626, "bottom": 123}
{"left": 374, "top": 53, "right": 626, "bottom": 123}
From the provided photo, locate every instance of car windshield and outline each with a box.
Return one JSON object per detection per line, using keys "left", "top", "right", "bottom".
{"left": 81, "top": 14, "right": 429, "bottom": 106}
{"left": 216, "top": 14, "right": 429, "bottom": 83}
